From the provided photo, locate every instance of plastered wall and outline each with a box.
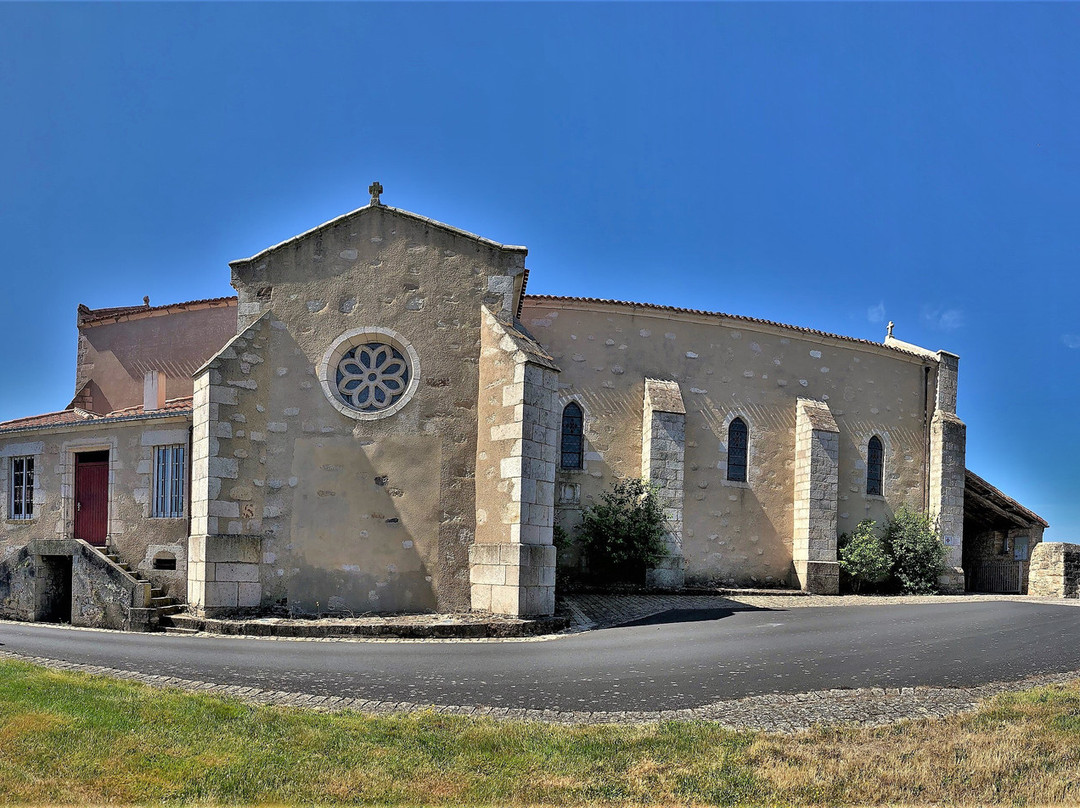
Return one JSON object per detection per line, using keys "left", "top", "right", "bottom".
{"left": 0, "top": 418, "right": 192, "bottom": 598}
{"left": 525, "top": 299, "right": 935, "bottom": 587}
{"left": 74, "top": 302, "right": 237, "bottom": 413}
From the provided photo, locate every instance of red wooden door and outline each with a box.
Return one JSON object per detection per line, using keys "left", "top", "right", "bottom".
{"left": 74, "top": 460, "right": 108, "bottom": 545}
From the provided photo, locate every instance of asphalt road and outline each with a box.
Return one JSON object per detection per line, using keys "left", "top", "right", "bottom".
{"left": 2, "top": 601, "right": 1078, "bottom": 712}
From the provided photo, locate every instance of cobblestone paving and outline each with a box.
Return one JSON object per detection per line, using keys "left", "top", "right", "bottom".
{"left": 4, "top": 646, "right": 1078, "bottom": 734}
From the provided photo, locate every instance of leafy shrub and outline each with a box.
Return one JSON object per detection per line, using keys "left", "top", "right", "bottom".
{"left": 552, "top": 524, "right": 571, "bottom": 552}
{"left": 575, "top": 478, "right": 668, "bottom": 583}
{"left": 882, "top": 506, "right": 948, "bottom": 594}
{"left": 838, "top": 519, "right": 893, "bottom": 593}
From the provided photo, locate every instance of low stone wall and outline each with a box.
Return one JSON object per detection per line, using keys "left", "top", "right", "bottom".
{"left": 0, "top": 539, "right": 154, "bottom": 631}
{"left": 1028, "top": 542, "right": 1080, "bottom": 598}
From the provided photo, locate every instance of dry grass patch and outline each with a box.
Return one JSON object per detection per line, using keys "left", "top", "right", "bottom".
{"left": 748, "top": 686, "right": 1080, "bottom": 805}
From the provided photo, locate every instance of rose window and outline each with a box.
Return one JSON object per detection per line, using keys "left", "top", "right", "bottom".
{"left": 335, "top": 343, "right": 411, "bottom": 412}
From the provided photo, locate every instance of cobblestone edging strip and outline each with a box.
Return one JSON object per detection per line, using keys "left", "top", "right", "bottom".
{"left": 3, "top": 648, "right": 1078, "bottom": 733}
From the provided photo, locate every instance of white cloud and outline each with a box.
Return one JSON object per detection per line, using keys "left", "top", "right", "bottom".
{"left": 867, "top": 302, "right": 886, "bottom": 323}
{"left": 1064, "top": 334, "right": 1080, "bottom": 349}
{"left": 921, "top": 305, "right": 963, "bottom": 331}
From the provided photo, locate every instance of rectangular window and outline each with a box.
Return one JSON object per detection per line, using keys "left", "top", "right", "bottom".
{"left": 9, "top": 456, "right": 34, "bottom": 520}
{"left": 152, "top": 445, "right": 186, "bottom": 518}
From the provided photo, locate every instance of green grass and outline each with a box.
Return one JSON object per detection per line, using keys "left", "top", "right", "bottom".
{"left": 2, "top": 658, "right": 1080, "bottom": 806}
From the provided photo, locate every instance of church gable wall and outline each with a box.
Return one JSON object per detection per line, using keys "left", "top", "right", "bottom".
{"left": 188, "top": 206, "right": 527, "bottom": 616}
{"left": 525, "top": 300, "right": 932, "bottom": 588}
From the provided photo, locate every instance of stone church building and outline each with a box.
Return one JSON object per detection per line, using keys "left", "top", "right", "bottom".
{"left": 0, "top": 187, "right": 1047, "bottom": 629}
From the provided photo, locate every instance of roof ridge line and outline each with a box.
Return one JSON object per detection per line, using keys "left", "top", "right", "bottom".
{"left": 523, "top": 294, "right": 932, "bottom": 359}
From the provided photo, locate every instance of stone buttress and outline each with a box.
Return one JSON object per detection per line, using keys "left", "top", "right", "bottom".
{"left": 930, "top": 350, "right": 966, "bottom": 593}
{"left": 187, "top": 315, "right": 270, "bottom": 616}
{"left": 470, "top": 307, "right": 560, "bottom": 616}
{"left": 792, "top": 398, "right": 840, "bottom": 594}
{"left": 641, "top": 379, "right": 686, "bottom": 588}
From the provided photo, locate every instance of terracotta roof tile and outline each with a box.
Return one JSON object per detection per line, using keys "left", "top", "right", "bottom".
{"left": 78, "top": 296, "right": 237, "bottom": 327}
{"left": 0, "top": 397, "right": 194, "bottom": 435}
{"left": 0, "top": 410, "right": 90, "bottom": 430}
{"left": 103, "top": 396, "right": 195, "bottom": 418}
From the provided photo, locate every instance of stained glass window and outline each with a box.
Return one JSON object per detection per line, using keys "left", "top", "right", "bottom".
{"left": 727, "top": 418, "right": 748, "bottom": 482}
{"left": 560, "top": 402, "right": 584, "bottom": 469}
{"left": 336, "top": 343, "right": 410, "bottom": 412}
{"left": 867, "top": 436, "right": 884, "bottom": 496}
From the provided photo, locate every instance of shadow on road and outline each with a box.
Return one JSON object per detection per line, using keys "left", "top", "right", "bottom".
{"left": 616, "top": 604, "right": 772, "bottom": 628}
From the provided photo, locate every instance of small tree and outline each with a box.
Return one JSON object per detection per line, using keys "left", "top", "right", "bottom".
{"left": 838, "top": 519, "right": 893, "bottom": 593}
{"left": 883, "top": 506, "right": 947, "bottom": 594}
{"left": 575, "top": 478, "right": 668, "bottom": 583}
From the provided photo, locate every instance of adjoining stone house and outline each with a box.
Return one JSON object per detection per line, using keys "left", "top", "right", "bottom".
{"left": 0, "top": 186, "right": 1048, "bottom": 629}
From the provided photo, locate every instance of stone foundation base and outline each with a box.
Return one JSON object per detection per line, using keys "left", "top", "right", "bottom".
{"left": 469, "top": 543, "right": 556, "bottom": 617}
{"left": 645, "top": 554, "right": 685, "bottom": 589}
{"left": 795, "top": 560, "right": 840, "bottom": 594}
{"left": 938, "top": 566, "right": 965, "bottom": 595}
{"left": 0, "top": 539, "right": 154, "bottom": 630}
{"left": 187, "top": 534, "right": 263, "bottom": 617}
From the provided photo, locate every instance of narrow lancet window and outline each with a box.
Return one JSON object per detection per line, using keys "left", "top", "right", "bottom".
{"left": 560, "top": 402, "right": 584, "bottom": 469}
{"left": 727, "top": 418, "right": 748, "bottom": 482}
{"left": 867, "top": 436, "right": 884, "bottom": 496}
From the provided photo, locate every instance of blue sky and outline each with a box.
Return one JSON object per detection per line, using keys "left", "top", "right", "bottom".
{"left": 0, "top": 3, "right": 1077, "bottom": 538}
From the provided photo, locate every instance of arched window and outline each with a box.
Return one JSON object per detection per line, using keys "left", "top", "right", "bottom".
{"left": 867, "top": 436, "right": 884, "bottom": 496}
{"left": 560, "top": 402, "right": 584, "bottom": 469}
{"left": 726, "top": 417, "right": 748, "bottom": 482}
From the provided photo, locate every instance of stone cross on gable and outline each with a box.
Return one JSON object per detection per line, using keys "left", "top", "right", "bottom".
{"left": 887, "top": 321, "right": 895, "bottom": 339}
{"left": 369, "top": 181, "right": 383, "bottom": 206}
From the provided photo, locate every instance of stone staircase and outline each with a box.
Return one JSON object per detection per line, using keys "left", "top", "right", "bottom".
{"left": 101, "top": 547, "right": 188, "bottom": 629}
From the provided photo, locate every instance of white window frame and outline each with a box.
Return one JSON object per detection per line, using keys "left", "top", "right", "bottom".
{"left": 9, "top": 455, "right": 34, "bottom": 520}
{"left": 152, "top": 444, "right": 186, "bottom": 519}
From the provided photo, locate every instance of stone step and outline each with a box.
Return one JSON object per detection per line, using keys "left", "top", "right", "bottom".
{"left": 159, "top": 614, "right": 201, "bottom": 631}
{"left": 157, "top": 603, "right": 187, "bottom": 616}
{"left": 162, "top": 626, "right": 200, "bottom": 635}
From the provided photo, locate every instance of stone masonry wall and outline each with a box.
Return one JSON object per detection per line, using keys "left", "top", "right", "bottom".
{"left": 930, "top": 350, "right": 965, "bottom": 593}
{"left": 1029, "top": 541, "right": 1080, "bottom": 598}
{"left": 792, "top": 398, "right": 840, "bottom": 594}
{"left": 188, "top": 315, "right": 271, "bottom": 616}
{"left": 0, "top": 420, "right": 191, "bottom": 601}
{"left": 527, "top": 299, "right": 931, "bottom": 588}
{"left": 471, "top": 309, "right": 559, "bottom": 616}
{"left": 217, "top": 203, "right": 529, "bottom": 615}
{"left": 642, "top": 379, "right": 686, "bottom": 588}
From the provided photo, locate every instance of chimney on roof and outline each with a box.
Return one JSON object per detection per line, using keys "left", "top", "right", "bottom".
{"left": 144, "top": 371, "right": 166, "bottom": 412}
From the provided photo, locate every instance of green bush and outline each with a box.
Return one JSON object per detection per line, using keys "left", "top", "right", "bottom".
{"left": 575, "top": 477, "right": 668, "bottom": 583}
{"left": 838, "top": 519, "right": 893, "bottom": 593}
{"left": 883, "top": 506, "right": 948, "bottom": 594}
